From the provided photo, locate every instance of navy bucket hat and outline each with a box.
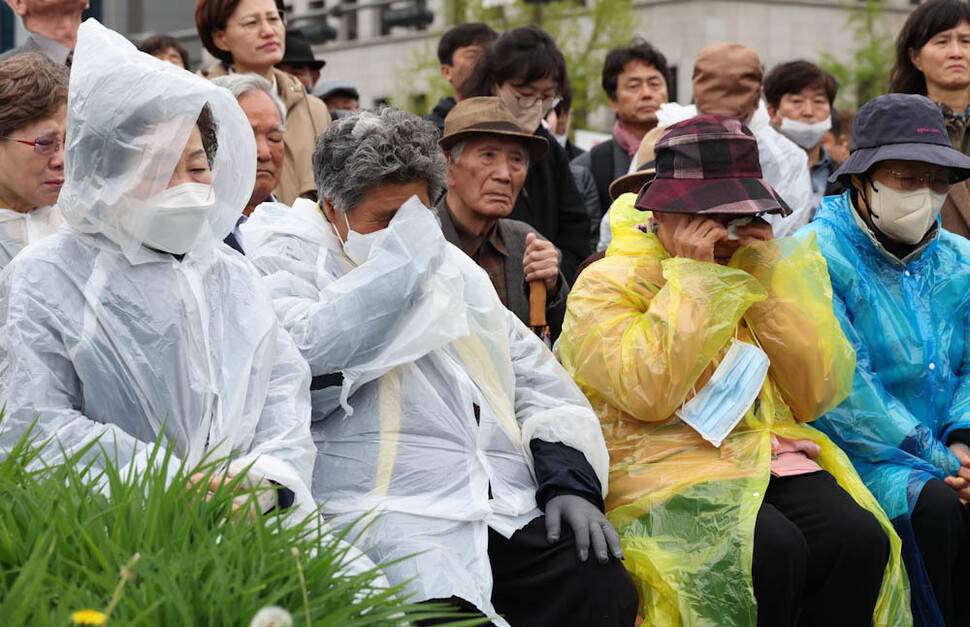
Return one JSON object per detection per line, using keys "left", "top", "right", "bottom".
{"left": 831, "top": 93, "right": 970, "bottom": 183}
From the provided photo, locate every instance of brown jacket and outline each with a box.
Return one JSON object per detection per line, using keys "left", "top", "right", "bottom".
{"left": 942, "top": 181, "right": 970, "bottom": 239}
{"left": 940, "top": 117, "right": 970, "bottom": 238}
{"left": 200, "top": 63, "right": 331, "bottom": 205}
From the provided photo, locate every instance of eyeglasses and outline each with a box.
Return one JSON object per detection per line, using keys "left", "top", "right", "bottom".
{"left": 515, "top": 94, "right": 558, "bottom": 110}
{"left": 504, "top": 87, "right": 559, "bottom": 111}
{"left": 235, "top": 11, "right": 287, "bottom": 33}
{"left": 0, "top": 135, "right": 63, "bottom": 156}
{"left": 881, "top": 168, "right": 953, "bottom": 194}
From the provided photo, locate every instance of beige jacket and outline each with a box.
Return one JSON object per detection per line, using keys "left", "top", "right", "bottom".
{"left": 200, "top": 63, "right": 331, "bottom": 205}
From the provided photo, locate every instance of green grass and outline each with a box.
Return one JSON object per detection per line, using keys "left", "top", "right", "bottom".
{"left": 0, "top": 419, "right": 484, "bottom": 626}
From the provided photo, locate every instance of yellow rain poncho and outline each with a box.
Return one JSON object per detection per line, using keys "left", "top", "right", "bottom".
{"left": 559, "top": 194, "right": 911, "bottom": 626}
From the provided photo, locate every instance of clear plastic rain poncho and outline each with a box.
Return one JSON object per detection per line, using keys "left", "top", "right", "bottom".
{"left": 0, "top": 205, "right": 62, "bottom": 270}
{"left": 241, "top": 196, "right": 611, "bottom": 623}
{"left": 0, "top": 20, "right": 318, "bottom": 517}
{"left": 559, "top": 194, "right": 911, "bottom": 626}
{"left": 800, "top": 192, "right": 970, "bottom": 625}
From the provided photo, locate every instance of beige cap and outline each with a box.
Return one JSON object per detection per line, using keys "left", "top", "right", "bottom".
{"left": 692, "top": 43, "right": 763, "bottom": 119}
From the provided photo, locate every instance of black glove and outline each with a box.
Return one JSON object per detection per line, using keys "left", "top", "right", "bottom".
{"left": 545, "top": 494, "right": 624, "bottom": 564}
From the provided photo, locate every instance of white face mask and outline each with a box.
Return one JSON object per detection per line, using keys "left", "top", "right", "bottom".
{"left": 779, "top": 116, "right": 832, "bottom": 150}
{"left": 132, "top": 183, "right": 215, "bottom": 254}
{"left": 500, "top": 91, "right": 545, "bottom": 133}
{"left": 552, "top": 133, "right": 568, "bottom": 147}
{"left": 868, "top": 183, "right": 946, "bottom": 245}
{"left": 333, "top": 211, "right": 382, "bottom": 265}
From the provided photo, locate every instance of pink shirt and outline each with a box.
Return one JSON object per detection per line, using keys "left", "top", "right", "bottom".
{"left": 770, "top": 435, "right": 822, "bottom": 477}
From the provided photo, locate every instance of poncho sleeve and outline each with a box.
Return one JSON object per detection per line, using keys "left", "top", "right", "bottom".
{"left": 0, "top": 258, "right": 175, "bottom": 481}
{"left": 559, "top": 242, "right": 767, "bottom": 422}
{"left": 730, "top": 233, "right": 856, "bottom": 423}
{"left": 246, "top": 200, "right": 469, "bottom": 406}
{"left": 816, "top": 290, "right": 961, "bottom": 477}
{"left": 941, "top": 304, "right": 970, "bottom": 443}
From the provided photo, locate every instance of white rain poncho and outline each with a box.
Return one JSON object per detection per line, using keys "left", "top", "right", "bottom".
{"left": 0, "top": 205, "right": 62, "bottom": 270}
{"left": 0, "top": 20, "right": 318, "bottom": 518}
{"left": 655, "top": 102, "right": 816, "bottom": 238}
{"left": 747, "top": 103, "right": 817, "bottom": 237}
{"left": 241, "top": 196, "right": 610, "bottom": 622}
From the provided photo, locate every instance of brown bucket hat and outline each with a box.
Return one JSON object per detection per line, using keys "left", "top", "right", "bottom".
{"left": 440, "top": 97, "right": 548, "bottom": 163}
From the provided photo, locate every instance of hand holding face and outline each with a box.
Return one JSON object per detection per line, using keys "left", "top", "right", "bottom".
{"left": 657, "top": 213, "right": 727, "bottom": 263}
{"left": 731, "top": 218, "right": 774, "bottom": 247}
{"left": 523, "top": 232, "right": 560, "bottom": 292}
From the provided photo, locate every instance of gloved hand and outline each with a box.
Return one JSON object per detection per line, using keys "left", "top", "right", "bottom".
{"left": 545, "top": 494, "right": 624, "bottom": 564}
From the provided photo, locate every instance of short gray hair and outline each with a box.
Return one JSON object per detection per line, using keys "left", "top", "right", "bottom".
{"left": 312, "top": 107, "right": 448, "bottom": 212}
{"left": 210, "top": 74, "right": 286, "bottom": 126}
{"left": 447, "top": 136, "right": 530, "bottom": 167}
{"left": 449, "top": 140, "right": 467, "bottom": 164}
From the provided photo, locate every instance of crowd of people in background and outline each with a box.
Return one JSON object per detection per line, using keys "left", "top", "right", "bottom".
{"left": 4, "top": 0, "right": 970, "bottom": 625}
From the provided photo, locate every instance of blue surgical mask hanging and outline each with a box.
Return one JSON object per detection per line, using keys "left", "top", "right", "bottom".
{"left": 676, "top": 338, "right": 770, "bottom": 447}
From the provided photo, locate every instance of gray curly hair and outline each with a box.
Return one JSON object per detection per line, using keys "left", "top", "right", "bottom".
{"left": 312, "top": 107, "right": 448, "bottom": 212}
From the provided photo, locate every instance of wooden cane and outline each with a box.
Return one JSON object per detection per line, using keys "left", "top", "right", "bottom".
{"left": 529, "top": 280, "right": 552, "bottom": 348}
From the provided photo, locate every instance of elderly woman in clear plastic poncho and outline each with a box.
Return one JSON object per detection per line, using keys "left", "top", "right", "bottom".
{"left": 241, "top": 108, "right": 638, "bottom": 626}
{"left": 0, "top": 20, "right": 318, "bottom": 521}
{"left": 560, "top": 115, "right": 911, "bottom": 626}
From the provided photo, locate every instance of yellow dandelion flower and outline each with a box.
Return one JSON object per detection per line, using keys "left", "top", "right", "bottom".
{"left": 71, "top": 608, "right": 107, "bottom": 625}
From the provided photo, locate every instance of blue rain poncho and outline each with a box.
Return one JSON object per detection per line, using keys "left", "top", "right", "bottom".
{"left": 799, "top": 191, "right": 970, "bottom": 623}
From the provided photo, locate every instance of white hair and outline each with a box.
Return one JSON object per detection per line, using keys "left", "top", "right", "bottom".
{"left": 449, "top": 140, "right": 467, "bottom": 164}
{"left": 312, "top": 107, "right": 448, "bottom": 213}
{"left": 447, "top": 137, "right": 530, "bottom": 167}
{"left": 210, "top": 74, "right": 286, "bottom": 127}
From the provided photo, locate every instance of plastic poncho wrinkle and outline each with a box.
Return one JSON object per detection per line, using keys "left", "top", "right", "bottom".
{"left": 59, "top": 20, "right": 256, "bottom": 265}
{"left": 560, "top": 195, "right": 911, "bottom": 626}
{"left": 0, "top": 206, "right": 63, "bottom": 272}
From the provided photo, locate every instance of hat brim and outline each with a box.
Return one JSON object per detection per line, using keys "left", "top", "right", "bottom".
{"left": 280, "top": 58, "right": 326, "bottom": 70}
{"left": 439, "top": 128, "right": 548, "bottom": 164}
{"left": 609, "top": 168, "right": 656, "bottom": 200}
{"left": 830, "top": 142, "right": 970, "bottom": 183}
{"left": 635, "top": 177, "right": 792, "bottom": 217}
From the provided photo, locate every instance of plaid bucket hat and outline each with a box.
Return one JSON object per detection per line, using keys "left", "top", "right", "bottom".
{"left": 634, "top": 115, "right": 792, "bottom": 217}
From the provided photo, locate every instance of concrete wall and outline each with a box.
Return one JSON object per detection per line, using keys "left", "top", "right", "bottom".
{"left": 314, "top": 0, "right": 917, "bottom": 125}
{"left": 84, "top": 0, "right": 920, "bottom": 127}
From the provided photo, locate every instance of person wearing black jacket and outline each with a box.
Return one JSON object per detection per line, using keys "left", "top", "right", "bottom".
{"left": 463, "top": 26, "right": 592, "bottom": 282}
{"left": 572, "top": 39, "right": 670, "bottom": 222}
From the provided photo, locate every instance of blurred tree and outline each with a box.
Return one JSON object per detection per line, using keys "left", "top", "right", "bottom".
{"left": 394, "top": 0, "right": 639, "bottom": 132}
{"left": 820, "top": 0, "right": 895, "bottom": 109}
